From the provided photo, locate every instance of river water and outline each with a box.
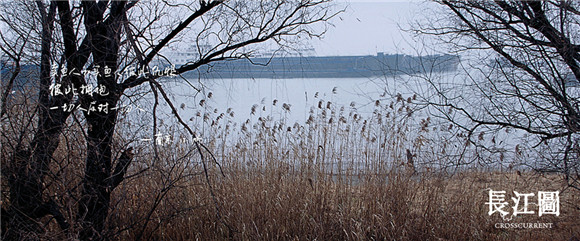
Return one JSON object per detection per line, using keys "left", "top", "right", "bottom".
{"left": 159, "top": 75, "right": 418, "bottom": 125}
{"left": 118, "top": 71, "right": 532, "bottom": 171}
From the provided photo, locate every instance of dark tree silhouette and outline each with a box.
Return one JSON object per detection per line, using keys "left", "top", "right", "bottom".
{"left": 0, "top": 1, "right": 339, "bottom": 239}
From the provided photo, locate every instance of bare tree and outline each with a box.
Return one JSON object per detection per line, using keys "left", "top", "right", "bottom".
{"left": 411, "top": 0, "right": 579, "bottom": 188}
{"left": 0, "top": 0, "right": 339, "bottom": 239}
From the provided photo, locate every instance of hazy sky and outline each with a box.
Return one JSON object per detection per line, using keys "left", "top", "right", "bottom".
{"left": 0, "top": 1, "right": 439, "bottom": 58}
{"left": 312, "top": 1, "right": 436, "bottom": 56}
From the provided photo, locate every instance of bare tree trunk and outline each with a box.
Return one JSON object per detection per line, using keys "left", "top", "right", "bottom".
{"left": 78, "top": 111, "right": 118, "bottom": 240}
{"left": 5, "top": 2, "right": 70, "bottom": 238}
{"left": 77, "top": 3, "right": 126, "bottom": 239}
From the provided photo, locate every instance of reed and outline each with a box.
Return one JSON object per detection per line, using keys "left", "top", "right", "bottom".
{"left": 2, "top": 91, "right": 579, "bottom": 240}
{"left": 108, "top": 92, "right": 579, "bottom": 240}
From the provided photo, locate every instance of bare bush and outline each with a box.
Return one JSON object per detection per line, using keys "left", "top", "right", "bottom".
{"left": 409, "top": 1, "right": 580, "bottom": 188}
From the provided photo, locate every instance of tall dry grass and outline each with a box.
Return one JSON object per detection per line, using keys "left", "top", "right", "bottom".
{"left": 2, "top": 90, "right": 579, "bottom": 240}
{"left": 108, "top": 92, "right": 580, "bottom": 240}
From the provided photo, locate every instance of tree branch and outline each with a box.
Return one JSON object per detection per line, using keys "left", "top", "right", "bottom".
{"left": 109, "top": 147, "right": 134, "bottom": 189}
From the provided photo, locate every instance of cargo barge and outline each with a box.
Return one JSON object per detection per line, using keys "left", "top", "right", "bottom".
{"left": 183, "top": 52, "right": 459, "bottom": 79}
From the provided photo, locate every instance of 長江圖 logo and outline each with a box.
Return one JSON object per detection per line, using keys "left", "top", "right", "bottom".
{"left": 486, "top": 189, "right": 559, "bottom": 228}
